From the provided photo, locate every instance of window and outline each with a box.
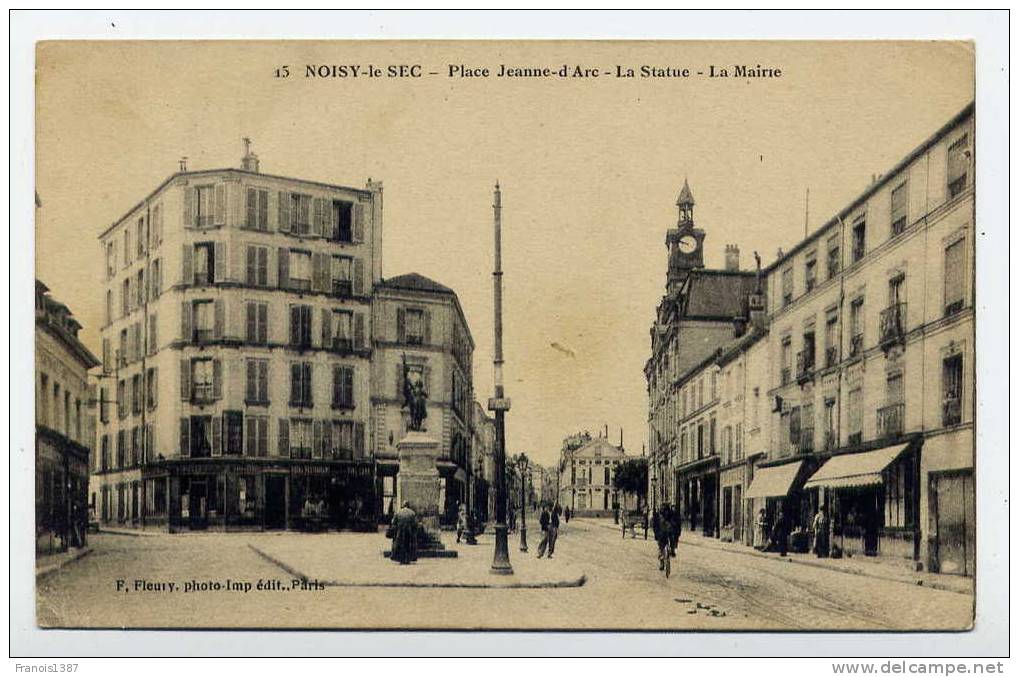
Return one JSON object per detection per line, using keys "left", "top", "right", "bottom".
{"left": 878, "top": 371, "right": 905, "bottom": 438}
{"left": 132, "top": 374, "right": 143, "bottom": 415}
{"left": 781, "top": 336, "right": 792, "bottom": 385}
{"left": 331, "top": 420, "right": 355, "bottom": 459}
{"left": 805, "top": 256, "right": 817, "bottom": 292}
{"left": 224, "top": 411, "right": 244, "bottom": 456}
{"left": 150, "top": 259, "right": 161, "bottom": 299}
{"left": 849, "top": 297, "right": 864, "bottom": 355}
{"left": 788, "top": 406, "right": 801, "bottom": 453}
{"left": 136, "top": 269, "right": 145, "bottom": 307}
{"left": 100, "top": 435, "right": 110, "bottom": 471}
{"left": 123, "top": 229, "right": 131, "bottom": 267}
{"left": 332, "top": 200, "right": 354, "bottom": 242}
{"left": 405, "top": 308, "right": 425, "bottom": 344}
{"left": 824, "top": 311, "right": 839, "bottom": 367}
{"left": 193, "top": 300, "right": 214, "bottom": 342}
{"left": 331, "top": 310, "right": 353, "bottom": 350}
{"left": 246, "top": 359, "right": 269, "bottom": 404}
{"left": 196, "top": 186, "right": 215, "bottom": 227}
{"left": 137, "top": 218, "right": 146, "bottom": 257}
{"left": 122, "top": 279, "right": 130, "bottom": 316}
{"left": 106, "top": 290, "right": 113, "bottom": 324}
{"left": 852, "top": 215, "right": 866, "bottom": 262}
{"left": 151, "top": 205, "right": 162, "bottom": 248}
{"left": 735, "top": 422, "right": 742, "bottom": 457}
{"left": 148, "top": 313, "right": 158, "bottom": 354}
{"left": 245, "top": 416, "right": 269, "bottom": 457}
{"left": 947, "top": 134, "right": 969, "bottom": 198}
{"left": 290, "top": 194, "right": 312, "bottom": 235}
{"left": 890, "top": 182, "right": 908, "bottom": 236}
{"left": 106, "top": 241, "right": 116, "bottom": 278}
{"left": 824, "top": 398, "right": 837, "bottom": 450}
{"left": 193, "top": 243, "right": 215, "bottom": 286}
{"left": 192, "top": 358, "right": 215, "bottom": 402}
{"left": 942, "top": 354, "right": 963, "bottom": 427}
{"left": 117, "top": 430, "right": 126, "bottom": 467}
{"left": 146, "top": 367, "right": 158, "bottom": 409}
{"left": 290, "top": 419, "right": 313, "bottom": 458}
{"left": 710, "top": 371, "right": 717, "bottom": 400}
{"left": 99, "top": 386, "right": 108, "bottom": 423}
{"left": 37, "top": 373, "right": 48, "bottom": 426}
{"left": 826, "top": 233, "right": 840, "bottom": 279}
{"left": 331, "top": 255, "right": 352, "bottom": 296}
{"left": 116, "top": 380, "right": 126, "bottom": 419}
{"left": 190, "top": 415, "right": 213, "bottom": 458}
{"left": 246, "top": 245, "right": 269, "bottom": 286}
{"left": 290, "top": 362, "right": 313, "bottom": 407}
{"left": 288, "top": 250, "right": 312, "bottom": 290}
{"left": 332, "top": 365, "right": 355, "bottom": 409}
{"left": 246, "top": 301, "right": 268, "bottom": 344}
{"left": 944, "top": 238, "right": 966, "bottom": 316}
{"left": 130, "top": 426, "right": 140, "bottom": 465}
{"left": 245, "top": 188, "right": 269, "bottom": 230}
{"left": 289, "top": 304, "right": 312, "bottom": 348}
{"left": 781, "top": 267, "right": 793, "bottom": 306}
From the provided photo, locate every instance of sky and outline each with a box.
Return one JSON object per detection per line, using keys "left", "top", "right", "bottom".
{"left": 35, "top": 40, "right": 973, "bottom": 467}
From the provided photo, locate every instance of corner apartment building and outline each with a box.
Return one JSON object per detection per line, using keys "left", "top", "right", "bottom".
{"left": 371, "top": 273, "right": 475, "bottom": 526}
{"left": 36, "top": 281, "right": 100, "bottom": 554}
{"left": 93, "top": 149, "right": 383, "bottom": 531}
{"left": 750, "top": 103, "right": 975, "bottom": 574}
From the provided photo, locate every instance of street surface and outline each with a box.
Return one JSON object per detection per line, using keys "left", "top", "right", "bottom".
{"left": 37, "top": 517, "right": 973, "bottom": 630}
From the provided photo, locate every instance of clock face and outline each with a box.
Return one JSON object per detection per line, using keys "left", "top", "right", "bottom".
{"left": 678, "top": 235, "right": 698, "bottom": 254}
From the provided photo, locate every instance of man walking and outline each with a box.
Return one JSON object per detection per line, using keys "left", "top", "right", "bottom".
{"left": 537, "top": 502, "right": 560, "bottom": 559}
{"left": 668, "top": 503, "right": 682, "bottom": 557}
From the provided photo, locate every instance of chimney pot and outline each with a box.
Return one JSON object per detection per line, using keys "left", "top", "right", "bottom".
{"left": 725, "top": 244, "right": 740, "bottom": 271}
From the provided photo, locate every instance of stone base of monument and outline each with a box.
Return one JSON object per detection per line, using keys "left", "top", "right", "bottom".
{"left": 381, "top": 430, "right": 458, "bottom": 560}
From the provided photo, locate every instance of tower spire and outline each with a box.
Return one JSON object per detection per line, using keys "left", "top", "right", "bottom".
{"left": 676, "top": 178, "right": 695, "bottom": 226}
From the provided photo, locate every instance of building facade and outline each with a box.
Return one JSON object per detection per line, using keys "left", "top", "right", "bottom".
{"left": 371, "top": 273, "right": 475, "bottom": 526}
{"left": 36, "top": 280, "right": 100, "bottom": 554}
{"left": 93, "top": 150, "right": 383, "bottom": 531}
{"left": 558, "top": 436, "right": 626, "bottom": 516}
{"left": 471, "top": 400, "right": 495, "bottom": 522}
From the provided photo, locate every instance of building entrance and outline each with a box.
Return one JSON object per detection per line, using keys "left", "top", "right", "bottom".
{"left": 265, "top": 475, "right": 287, "bottom": 530}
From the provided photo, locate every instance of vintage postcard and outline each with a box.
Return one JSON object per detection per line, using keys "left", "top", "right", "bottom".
{"left": 33, "top": 38, "right": 978, "bottom": 632}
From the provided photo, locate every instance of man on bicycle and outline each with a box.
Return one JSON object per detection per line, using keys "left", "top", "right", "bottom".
{"left": 653, "top": 505, "right": 674, "bottom": 574}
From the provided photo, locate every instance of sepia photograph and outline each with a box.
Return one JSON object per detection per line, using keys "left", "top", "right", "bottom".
{"left": 16, "top": 19, "right": 1006, "bottom": 653}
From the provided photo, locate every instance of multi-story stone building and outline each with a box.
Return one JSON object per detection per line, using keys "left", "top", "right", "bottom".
{"left": 36, "top": 280, "right": 101, "bottom": 554}
{"left": 754, "top": 103, "right": 975, "bottom": 574}
{"left": 93, "top": 149, "right": 383, "bottom": 531}
{"left": 471, "top": 400, "right": 495, "bottom": 522}
{"left": 558, "top": 435, "right": 626, "bottom": 516}
{"left": 371, "top": 272, "right": 475, "bottom": 526}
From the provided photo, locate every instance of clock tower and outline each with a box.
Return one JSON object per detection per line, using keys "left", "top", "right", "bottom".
{"left": 666, "top": 179, "right": 705, "bottom": 289}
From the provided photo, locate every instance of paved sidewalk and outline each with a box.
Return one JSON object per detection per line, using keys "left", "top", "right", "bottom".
{"left": 36, "top": 546, "right": 91, "bottom": 578}
{"left": 247, "top": 528, "right": 586, "bottom": 589}
{"left": 575, "top": 517, "right": 973, "bottom": 595}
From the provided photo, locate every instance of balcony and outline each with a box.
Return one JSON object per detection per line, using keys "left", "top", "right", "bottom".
{"left": 879, "top": 302, "right": 907, "bottom": 350}
{"left": 796, "top": 350, "right": 815, "bottom": 384}
{"left": 942, "top": 397, "right": 962, "bottom": 427}
{"left": 780, "top": 367, "right": 792, "bottom": 386}
{"left": 849, "top": 333, "right": 864, "bottom": 358}
{"left": 877, "top": 403, "right": 905, "bottom": 439}
{"left": 823, "top": 430, "right": 838, "bottom": 452}
{"left": 798, "top": 426, "right": 814, "bottom": 454}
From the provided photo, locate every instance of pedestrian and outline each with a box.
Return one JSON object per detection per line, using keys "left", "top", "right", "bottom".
{"left": 564, "top": 506, "right": 571, "bottom": 523}
{"left": 456, "top": 502, "right": 469, "bottom": 544}
{"left": 387, "top": 502, "right": 418, "bottom": 565}
{"left": 509, "top": 506, "right": 517, "bottom": 533}
{"left": 537, "top": 502, "right": 560, "bottom": 559}
{"left": 652, "top": 507, "right": 673, "bottom": 573}
{"left": 668, "top": 503, "right": 681, "bottom": 557}
{"left": 643, "top": 507, "right": 649, "bottom": 540}
{"left": 754, "top": 508, "right": 769, "bottom": 550}
{"left": 812, "top": 506, "right": 830, "bottom": 558}
{"left": 772, "top": 509, "right": 789, "bottom": 557}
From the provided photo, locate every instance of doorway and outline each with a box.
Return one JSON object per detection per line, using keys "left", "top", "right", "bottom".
{"left": 188, "top": 481, "right": 208, "bottom": 530}
{"left": 265, "top": 475, "right": 287, "bottom": 530}
{"left": 929, "top": 470, "right": 975, "bottom": 576}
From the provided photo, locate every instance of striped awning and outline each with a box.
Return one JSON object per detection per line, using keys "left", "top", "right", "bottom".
{"left": 803, "top": 443, "right": 911, "bottom": 490}
{"left": 745, "top": 461, "right": 803, "bottom": 499}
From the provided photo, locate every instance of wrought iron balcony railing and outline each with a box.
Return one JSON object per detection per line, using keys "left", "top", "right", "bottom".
{"left": 879, "top": 302, "right": 907, "bottom": 349}
{"left": 877, "top": 402, "right": 905, "bottom": 439}
{"left": 796, "top": 350, "right": 815, "bottom": 384}
{"left": 942, "top": 397, "right": 962, "bottom": 427}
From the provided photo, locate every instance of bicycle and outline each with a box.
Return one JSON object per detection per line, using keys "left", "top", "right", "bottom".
{"left": 658, "top": 539, "right": 671, "bottom": 578}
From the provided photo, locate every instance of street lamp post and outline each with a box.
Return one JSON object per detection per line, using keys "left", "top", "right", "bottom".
{"left": 489, "top": 182, "right": 513, "bottom": 576}
{"left": 517, "top": 455, "right": 529, "bottom": 552}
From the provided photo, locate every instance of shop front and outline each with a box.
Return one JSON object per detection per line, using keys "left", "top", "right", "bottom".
{"left": 744, "top": 458, "right": 807, "bottom": 550}
{"left": 719, "top": 463, "right": 751, "bottom": 545}
{"left": 676, "top": 456, "right": 720, "bottom": 537}
{"left": 803, "top": 439, "right": 921, "bottom": 562}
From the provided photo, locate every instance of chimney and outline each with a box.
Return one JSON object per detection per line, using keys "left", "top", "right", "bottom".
{"left": 241, "top": 137, "right": 260, "bottom": 173}
{"left": 724, "top": 244, "right": 740, "bottom": 271}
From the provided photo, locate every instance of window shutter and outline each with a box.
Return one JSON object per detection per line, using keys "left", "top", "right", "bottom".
{"left": 246, "top": 188, "right": 257, "bottom": 229}
{"left": 212, "top": 358, "right": 223, "bottom": 399}
{"left": 323, "top": 420, "right": 335, "bottom": 458}
{"left": 245, "top": 416, "right": 256, "bottom": 455}
{"left": 258, "top": 303, "right": 268, "bottom": 344}
{"left": 246, "top": 360, "right": 256, "bottom": 401}
{"left": 213, "top": 299, "right": 225, "bottom": 338}
{"left": 304, "top": 363, "right": 313, "bottom": 405}
{"left": 278, "top": 248, "right": 290, "bottom": 289}
{"left": 258, "top": 247, "right": 268, "bottom": 286}
{"left": 353, "top": 258, "right": 365, "bottom": 296}
{"left": 397, "top": 307, "right": 406, "bottom": 342}
{"left": 278, "top": 418, "right": 290, "bottom": 457}
{"left": 312, "top": 198, "right": 325, "bottom": 237}
{"left": 246, "top": 247, "right": 256, "bottom": 285}
{"left": 214, "top": 242, "right": 226, "bottom": 282}
{"left": 183, "top": 187, "right": 196, "bottom": 227}
{"left": 312, "top": 420, "right": 323, "bottom": 459}
{"left": 326, "top": 202, "right": 338, "bottom": 240}
{"left": 344, "top": 366, "right": 355, "bottom": 408}
{"left": 246, "top": 302, "right": 256, "bottom": 342}
{"left": 259, "top": 360, "right": 268, "bottom": 402}
{"left": 278, "top": 191, "right": 291, "bottom": 233}
{"left": 258, "top": 190, "right": 269, "bottom": 230}
{"left": 423, "top": 366, "right": 432, "bottom": 396}
{"left": 152, "top": 369, "right": 159, "bottom": 408}
{"left": 180, "top": 417, "right": 190, "bottom": 457}
{"left": 311, "top": 253, "right": 323, "bottom": 292}
{"left": 354, "top": 313, "right": 365, "bottom": 350}
{"left": 211, "top": 416, "right": 223, "bottom": 457}
{"left": 214, "top": 184, "right": 227, "bottom": 225}
{"left": 182, "top": 245, "right": 193, "bottom": 286}
{"left": 354, "top": 422, "right": 365, "bottom": 459}
{"left": 181, "top": 301, "right": 192, "bottom": 342}
{"left": 332, "top": 365, "right": 342, "bottom": 407}
{"left": 423, "top": 309, "right": 432, "bottom": 345}
{"left": 321, "top": 309, "right": 333, "bottom": 348}
{"left": 354, "top": 203, "right": 365, "bottom": 242}
{"left": 290, "top": 363, "right": 301, "bottom": 404}
{"left": 289, "top": 306, "right": 298, "bottom": 346}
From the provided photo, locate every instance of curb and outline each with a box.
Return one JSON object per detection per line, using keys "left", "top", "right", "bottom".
{"left": 36, "top": 547, "right": 92, "bottom": 579}
{"left": 248, "top": 544, "right": 586, "bottom": 590}
{"left": 577, "top": 518, "right": 971, "bottom": 596}
{"left": 95, "top": 527, "right": 159, "bottom": 537}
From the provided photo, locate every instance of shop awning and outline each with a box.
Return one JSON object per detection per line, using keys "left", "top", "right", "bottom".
{"left": 803, "top": 443, "right": 911, "bottom": 490}
{"left": 745, "top": 461, "right": 803, "bottom": 499}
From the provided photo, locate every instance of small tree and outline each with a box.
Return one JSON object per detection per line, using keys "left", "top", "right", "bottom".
{"left": 612, "top": 457, "right": 649, "bottom": 511}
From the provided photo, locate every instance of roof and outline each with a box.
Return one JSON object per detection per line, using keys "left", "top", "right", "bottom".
{"left": 716, "top": 325, "right": 769, "bottom": 367}
{"left": 676, "top": 179, "right": 695, "bottom": 206}
{"left": 379, "top": 272, "right": 455, "bottom": 295}
{"left": 571, "top": 436, "right": 626, "bottom": 459}
{"left": 683, "top": 269, "right": 758, "bottom": 319}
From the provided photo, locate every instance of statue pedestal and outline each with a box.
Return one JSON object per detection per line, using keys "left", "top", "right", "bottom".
{"left": 384, "top": 430, "right": 457, "bottom": 559}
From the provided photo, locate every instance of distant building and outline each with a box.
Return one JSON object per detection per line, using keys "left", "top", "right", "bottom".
{"left": 558, "top": 436, "right": 626, "bottom": 516}
{"left": 471, "top": 400, "right": 495, "bottom": 522}
{"left": 36, "top": 280, "right": 100, "bottom": 554}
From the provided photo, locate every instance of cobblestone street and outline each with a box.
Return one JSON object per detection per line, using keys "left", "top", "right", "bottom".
{"left": 36, "top": 517, "right": 973, "bottom": 630}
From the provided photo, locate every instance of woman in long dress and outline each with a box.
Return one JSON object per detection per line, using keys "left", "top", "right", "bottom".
{"left": 389, "top": 502, "right": 419, "bottom": 564}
